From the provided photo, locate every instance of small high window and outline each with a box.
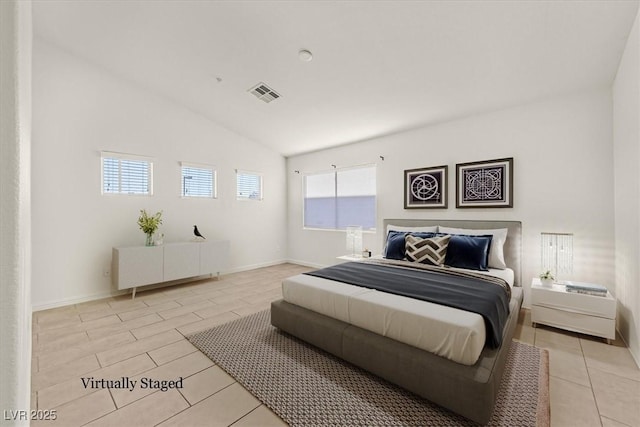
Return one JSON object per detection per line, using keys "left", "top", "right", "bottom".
{"left": 102, "top": 151, "right": 153, "bottom": 195}
{"left": 236, "top": 171, "right": 263, "bottom": 201}
{"left": 181, "top": 162, "right": 216, "bottom": 198}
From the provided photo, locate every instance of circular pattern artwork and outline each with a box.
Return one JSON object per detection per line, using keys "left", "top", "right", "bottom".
{"left": 411, "top": 174, "right": 440, "bottom": 201}
{"left": 404, "top": 166, "right": 448, "bottom": 209}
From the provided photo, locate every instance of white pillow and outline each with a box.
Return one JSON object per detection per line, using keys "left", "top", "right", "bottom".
{"left": 438, "top": 226, "right": 508, "bottom": 270}
{"left": 386, "top": 224, "right": 438, "bottom": 235}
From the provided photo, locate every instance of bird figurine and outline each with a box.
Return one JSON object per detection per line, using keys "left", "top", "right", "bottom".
{"left": 193, "top": 225, "right": 206, "bottom": 240}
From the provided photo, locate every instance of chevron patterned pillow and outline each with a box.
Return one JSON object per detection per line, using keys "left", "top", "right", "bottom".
{"left": 405, "top": 234, "right": 451, "bottom": 265}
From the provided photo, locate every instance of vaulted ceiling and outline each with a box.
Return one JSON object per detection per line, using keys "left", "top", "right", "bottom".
{"left": 33, "top": 1, "right": 639, "bottom": 156}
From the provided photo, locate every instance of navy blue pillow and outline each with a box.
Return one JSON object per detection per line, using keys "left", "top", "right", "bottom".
{"left": 384, "top": 231, "right": 436, "bottom": 260}
{"left": 444, "top": 234, "right": 493, "bottom": 271}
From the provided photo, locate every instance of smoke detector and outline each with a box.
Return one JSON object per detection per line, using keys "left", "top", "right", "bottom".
{"left": 248, "top": 82, "right": 280, "bottom": 103}
{"left": 298, "top": 49, "right": 313, "bottom": 62}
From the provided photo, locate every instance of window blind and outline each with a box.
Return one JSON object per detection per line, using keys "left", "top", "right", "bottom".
{"left": 236, "top": 171, "right": 263, "bottom": 200}
{"left": 181, "top": 164, "right": 216, "bottom": 198}
{"left": 102, "top": 152, "right": 152, "bottom": 195}
{"left": 304, "top": 165, "right": 376, "bottom": 230}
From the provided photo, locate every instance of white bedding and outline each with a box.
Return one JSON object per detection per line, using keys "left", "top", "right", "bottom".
{"left": 281, "top": 266, "right": 514, "bottom": 366}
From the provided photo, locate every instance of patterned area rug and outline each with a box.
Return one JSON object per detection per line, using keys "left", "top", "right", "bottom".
{"left": 188, "top": 310, "right": 549, "bottom": 426}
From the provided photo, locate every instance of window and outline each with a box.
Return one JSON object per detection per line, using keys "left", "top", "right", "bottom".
{"left": 181, "top": 162, "right": 216, "bottom": 198}
{"left": 102, "top": 152, "right": 152, "bottom": 195}
{"left": 304, "top": 164, "right": 376, "bottom": 230}
{"left": 236, "top": 170, "right": 263, "bottom": 200}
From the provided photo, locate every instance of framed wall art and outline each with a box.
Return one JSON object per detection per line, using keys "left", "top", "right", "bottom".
{"left": 456, "top": 157, "right": 513, "bottom": 208}
{"left": 404, "top": 165, "right": 448, "bottom": 209}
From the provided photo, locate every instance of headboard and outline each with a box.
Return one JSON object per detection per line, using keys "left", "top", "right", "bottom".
{"left": 383, "top": 219, "right": 522, "bottom": 287}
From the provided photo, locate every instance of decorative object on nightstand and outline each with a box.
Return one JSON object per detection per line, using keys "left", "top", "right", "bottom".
{"left": 539, "top": 270, "right": 554, "bottom": 287}
{"left": 531, "top": 277, "right": 616, "bottom": 344}
{"left": 541, "top": 232, "right": 573, "bottom": 283}
{"left": 346, "top": 225, "right": 363, "bottom": 257}
{"left": 565, "top": 281, "right": 608, "bottom": 297}
{"left": 137, "top": 209, "right": 163, "bottom": 246}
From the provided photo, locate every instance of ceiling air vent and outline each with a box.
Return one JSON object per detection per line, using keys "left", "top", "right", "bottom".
{"left": 248, "top": 82, "right": 280, "bottom": 103}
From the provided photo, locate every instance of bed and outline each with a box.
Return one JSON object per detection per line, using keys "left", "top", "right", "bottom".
{"left": 271, "top": 219, "right": 522, "bottom": 424}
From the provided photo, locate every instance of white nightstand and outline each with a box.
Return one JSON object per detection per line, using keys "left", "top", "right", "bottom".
{"left": 531, "top": 278, "right": 616, "bottom": 344}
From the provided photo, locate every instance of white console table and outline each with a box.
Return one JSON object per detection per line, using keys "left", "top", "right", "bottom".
{"left": 112, "top": 240, "right": 230, "bottom": 298}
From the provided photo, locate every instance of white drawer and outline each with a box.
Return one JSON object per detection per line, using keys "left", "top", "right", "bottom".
{"left": 532, "top": 305, "right": 615, "bottom": 340}
{"left": 532, "top": 285, "right": 615, "bottom": 319}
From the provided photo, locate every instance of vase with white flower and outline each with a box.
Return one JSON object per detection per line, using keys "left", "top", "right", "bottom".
{"left": 137, "top": 209, "right": 163, "bottom": 246}
{"left": 539, "top": 270, "right": 554, "bottom": 287}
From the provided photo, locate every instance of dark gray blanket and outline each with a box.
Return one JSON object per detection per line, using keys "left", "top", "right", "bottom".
{"left": 304, "top": 262, "right": 510, "bottom": 348}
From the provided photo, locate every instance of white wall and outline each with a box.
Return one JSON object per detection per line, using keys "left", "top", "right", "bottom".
{"left": 0, "top": 0, "right": 32, "bottom": 422}
{"left": 32, "top": 40, "right": 288, "bottom": 309}
{"left": 613, "top": 8, "right": 640, "bottom": 366}
{"left": 287, "top": 89, "right": 615, "bottom": 307}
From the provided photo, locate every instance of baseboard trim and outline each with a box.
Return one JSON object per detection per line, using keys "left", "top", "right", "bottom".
{"left": 225, "top": 259, "right": 289, "bottom": 274}
{"left": 285, "top": 259, "right": 325, "bottom": 269}
{"left": 32, "top": 259, "right": 306, "bottom": 312}
{"left": 32, "top": 290, "right": 129, "bottom": 312}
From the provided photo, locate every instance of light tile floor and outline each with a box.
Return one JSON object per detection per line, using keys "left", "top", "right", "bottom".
{"left": 31, "top": 264, "right": 640, "bottom": 426}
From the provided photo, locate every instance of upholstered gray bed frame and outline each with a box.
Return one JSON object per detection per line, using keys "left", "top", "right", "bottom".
{"left": 271, "top": 219, "right": 523, "bottom": 424}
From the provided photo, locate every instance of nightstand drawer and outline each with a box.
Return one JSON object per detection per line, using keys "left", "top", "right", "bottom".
{"left": 531, "top": 305, "right": 615, "bottom": 340}
{"left": 532, "top": 286, "right": 615, "bottom": 319}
